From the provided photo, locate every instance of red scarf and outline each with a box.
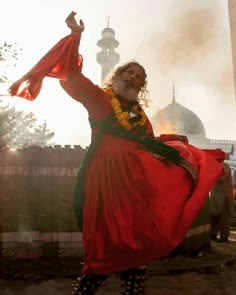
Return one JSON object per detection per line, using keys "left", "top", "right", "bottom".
{"left": 9, "top": 34, "right": 82, "bottom": 101}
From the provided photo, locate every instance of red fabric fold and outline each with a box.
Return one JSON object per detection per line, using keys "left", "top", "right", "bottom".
{"left": 159, "top": 134, "right": 226, "bottom": 164}
{"left": 203, "top": 148, "right": 226, "bottom": 163}
{"left": 9, "top": 34, "right": 82, "bottom": 101}
{"left": 159, "top": 133, "right": 188, "bottom": 144}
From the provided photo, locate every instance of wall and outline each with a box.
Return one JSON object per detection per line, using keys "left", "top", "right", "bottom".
{"left": 1, "top": 143, "right": 229, "bottom": 258}
{"left": 0, "top": 145, "right": 86, "bottom": 258}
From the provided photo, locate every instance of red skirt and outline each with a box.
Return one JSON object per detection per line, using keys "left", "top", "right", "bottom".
{"left": 81, "top": 135, "right": 223, "bottom": 274}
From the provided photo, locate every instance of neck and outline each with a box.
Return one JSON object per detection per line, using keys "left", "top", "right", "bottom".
{"left": 117, "top": 95, "right": 138, "bottom": 107}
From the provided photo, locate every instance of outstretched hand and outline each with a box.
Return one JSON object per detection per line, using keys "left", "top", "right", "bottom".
{"left": 65, "top": 11, "right": 85, "bottom": 35}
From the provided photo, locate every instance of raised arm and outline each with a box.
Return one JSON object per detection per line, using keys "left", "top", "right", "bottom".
{"left": 60, "top": 12, "right": 108, "bottom": 118}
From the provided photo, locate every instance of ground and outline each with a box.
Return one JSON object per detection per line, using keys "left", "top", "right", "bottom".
{"left": 0, "top": 232, "right": 236, "bottom": 294}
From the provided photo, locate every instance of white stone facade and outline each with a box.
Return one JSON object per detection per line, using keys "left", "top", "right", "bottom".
{"left": 229, "top": 0, "right": 236, "bottom": 99}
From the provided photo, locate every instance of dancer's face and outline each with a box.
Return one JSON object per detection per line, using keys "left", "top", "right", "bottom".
{"left": 112, "top": 65, "right": 144, "bottom": 102}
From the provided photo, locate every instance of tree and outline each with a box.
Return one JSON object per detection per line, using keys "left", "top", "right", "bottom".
{"left": 0, "top": 105, "right": 54, "bottom": 149}
{"left": 0, "top": 41, "right": 55, "bottom": 148}
{"left": 0, "top": 42, "right": 21, "bottom": 84}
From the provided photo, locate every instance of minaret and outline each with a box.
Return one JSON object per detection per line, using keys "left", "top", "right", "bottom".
{"left": 97, "top": 17, "right": 120, "bottom": 83}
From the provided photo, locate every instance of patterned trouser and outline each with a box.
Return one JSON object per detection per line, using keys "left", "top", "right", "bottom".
{"left": 71, "top": 268, "right": 147, "bottom": 295}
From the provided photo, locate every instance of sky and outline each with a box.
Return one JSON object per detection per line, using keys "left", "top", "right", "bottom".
{"left": 0, "top": 0, "right": 235, "bottom": 147}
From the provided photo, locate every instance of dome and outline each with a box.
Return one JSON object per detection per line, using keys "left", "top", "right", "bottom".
{"left": 101, "top": 27, "right": 115, "bottom": 37}
{"left": 97, "top": 26, "right": 119, "bottom": 48}
{"left": 152, "top": 99, "right": 206, "bottom": 137}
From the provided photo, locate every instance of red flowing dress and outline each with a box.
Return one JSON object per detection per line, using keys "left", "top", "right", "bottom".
{"left": 9, "top": 34, "right": 225, "bottom": 275}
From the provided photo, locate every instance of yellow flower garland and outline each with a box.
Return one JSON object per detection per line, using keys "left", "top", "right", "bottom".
{"left": 106, "top": 87, "right": 147, "bottom": 131}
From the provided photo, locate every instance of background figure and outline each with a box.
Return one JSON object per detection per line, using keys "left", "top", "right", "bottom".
{"left": 209, "top": 162, "right": 235, "bottom": 242}
{"left": 233, "top": 169, "right": 236, "bottom": 207}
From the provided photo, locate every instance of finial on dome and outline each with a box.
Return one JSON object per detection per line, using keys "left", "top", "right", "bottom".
{"left": 172, "top": 82, "right": 176, "bottom": 103}
{"left": 107, "top": 16, "right": 110, "bottom": 27}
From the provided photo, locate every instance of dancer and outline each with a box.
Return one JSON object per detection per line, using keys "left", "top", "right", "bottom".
{"left": 9, "top": 11, "right": 225, "bottom": 294}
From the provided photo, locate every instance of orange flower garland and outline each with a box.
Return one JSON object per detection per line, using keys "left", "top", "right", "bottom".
{"left": 106, "top": 87, "right": 147, "bottom": 131}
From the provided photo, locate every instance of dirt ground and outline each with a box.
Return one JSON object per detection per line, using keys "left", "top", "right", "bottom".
{"left": 1, "top": 263, "right": 236, "bottom": 295}
{"left": 1, "top": 235, "right": 236, "bottom": 294}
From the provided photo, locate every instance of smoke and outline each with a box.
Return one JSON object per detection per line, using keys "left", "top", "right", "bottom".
{"left": 155, "top": 8, "right": 220, "bottom": 71}
{"left": 142, "top": 3, "right": 234, "bottom": 101}
{"left": 134, "top": 1, "right": 236, "bottom": 140}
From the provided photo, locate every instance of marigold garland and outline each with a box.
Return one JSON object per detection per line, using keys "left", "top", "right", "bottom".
{"left": 106, "top": 87, "right": 147, "bottom": 131}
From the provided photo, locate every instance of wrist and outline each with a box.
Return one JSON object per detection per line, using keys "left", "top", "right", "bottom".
{"left": 70, "top": 33, "right": 81, "bottom": 41}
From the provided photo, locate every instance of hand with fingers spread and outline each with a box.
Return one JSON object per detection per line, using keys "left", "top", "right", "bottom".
{"left": 65, "top": 11, "right": 85, "bottom": 35}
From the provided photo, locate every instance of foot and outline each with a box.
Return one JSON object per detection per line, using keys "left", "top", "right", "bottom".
{"left": 72, "top": 274, "right": 108, "bottom": 294}
{"left": 120, "top": 269, "right": 146, "bottom": 294}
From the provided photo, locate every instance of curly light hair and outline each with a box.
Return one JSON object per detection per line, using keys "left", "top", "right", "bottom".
{"left": 102, "top": 61, "right": 150, "bottom": 107}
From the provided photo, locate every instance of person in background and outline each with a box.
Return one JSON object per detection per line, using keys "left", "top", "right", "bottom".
{"left": 9, "top": 11, "right": 225, "bottom": 295}
{"left": 209, "top": 162, "right": 235, "bottom": 242}
{"left": 233, "top": 169, "right": 236, "bottom": 202}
